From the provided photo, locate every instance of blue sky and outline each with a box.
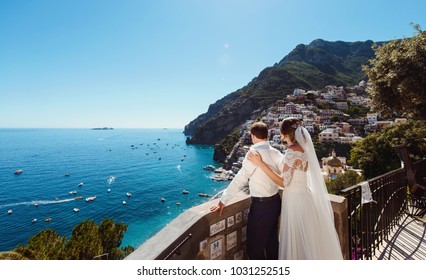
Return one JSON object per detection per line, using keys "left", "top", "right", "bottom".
{"left": 1, "top": 0, "right": 425, "bottom": 129}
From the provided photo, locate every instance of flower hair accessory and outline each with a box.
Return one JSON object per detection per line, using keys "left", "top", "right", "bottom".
{"left": 291, "top": 120, "right": 302, "bottom": 129}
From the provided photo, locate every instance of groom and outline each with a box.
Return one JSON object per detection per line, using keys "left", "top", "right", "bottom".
{"left": 210, "top": 122, "right": 283, "bottom": 260}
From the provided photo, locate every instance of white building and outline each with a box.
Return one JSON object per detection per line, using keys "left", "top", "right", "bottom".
{"left": 321, "top": 92, "right": 334, "bottom": 100}
{"left": 319, "top": 128, "right": 339, "bottom": 143}
{"left": 305, "top": 124, "right": 315, "bottom": 134}
{"left": 339, "top": 137, "right": 353, "bottom": 144}
{"left": 367, "top": 113, "right": 378, "bottom": 124}
{"left": 279, "top": 113, "right": 303, "bottom": 120}
{"left": 293, "top": 88, "right": 306, "bottom": 95}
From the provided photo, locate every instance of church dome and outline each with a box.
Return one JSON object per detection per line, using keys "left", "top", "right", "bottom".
{"left": 326, "top": 150, "right": 342, "bottom": 167}
{"left": 327, "top": 156, "right": 342, "bottom": 167}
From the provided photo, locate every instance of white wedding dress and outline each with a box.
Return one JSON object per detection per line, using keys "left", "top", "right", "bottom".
{"left": 278, "top": 148, "right": 343, "bottom": 260}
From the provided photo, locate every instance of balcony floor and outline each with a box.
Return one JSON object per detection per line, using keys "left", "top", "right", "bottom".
{"left": 373, "top": 213, "right": 426, "bottom": 260}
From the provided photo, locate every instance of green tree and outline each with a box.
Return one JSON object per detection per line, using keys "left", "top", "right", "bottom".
{"left": 363, "top": 24, "right": 426, "bottom": 119}
{"left": 14, "top": 219, "right": 134, "bottom": 260}
{"left": 326, "top": 170, "right": 364, "bottom": 194}
{"left": 345, "top": 106, "right": 369, "bottom": 118}
{"left": 350, "top": 120, "right": 426, "bottom": 179}
{"left": 14, "top": 229, "right": 66, "bottom": 260}
{"left": 330, "top": 115, "right": 339, "bottom": 123}
{"left": 99, "top": 219, "right": 129, "bottom": 260}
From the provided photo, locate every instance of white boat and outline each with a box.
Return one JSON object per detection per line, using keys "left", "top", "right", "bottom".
{"left": 126, "top": 192, "right": 132, "bottom": 197}
{"left": 182, "top": 190, "right": 189, "bottom": 194}
{"left": 7, "top": 209, "right": 12, "bottom": 215}
{"left": 107, "top": 188, "right": 111, "bottom": 193}
{"left": 69, "top": 190, "right": 77, "bottom": 195}
{"left": 73, "top": 208, "right": 80, "bottom": 212}
{"left": 85, "top": 196, "right": 96, "bottom": 202}
{"left": 32, "top": 218, "right": 37, "bottom": 223}
{"left": 14, "top": 169, "right": 23, "bottom": 175}
{"left": 122, "top": 201, "right": 127, "bottom": 205}
{"left": 78, "top": 182, "right": 84, "bottom": 187}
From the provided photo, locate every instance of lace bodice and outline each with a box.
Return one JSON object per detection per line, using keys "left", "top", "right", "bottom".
{"left": 282, "top": 148, "right": 308, "bottom": 188}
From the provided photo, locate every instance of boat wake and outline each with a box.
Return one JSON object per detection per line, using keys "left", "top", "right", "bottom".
{"left": 107, "top": 176, "right": 116, "bottom": 184}
{"left": 0, "top": 198, "right": 76, "bottom": 209}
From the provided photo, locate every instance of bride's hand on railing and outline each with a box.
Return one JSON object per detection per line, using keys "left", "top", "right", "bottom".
{"left": 247, "top": 151, "right": 263, "bottom": 166}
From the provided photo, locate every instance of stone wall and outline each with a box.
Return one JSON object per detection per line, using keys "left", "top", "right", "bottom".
{"left": 125, "top": 192, "right": 348, "bottom": 260}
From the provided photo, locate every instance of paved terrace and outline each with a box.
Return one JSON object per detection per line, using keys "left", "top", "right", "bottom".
{"left": 374, "top": 213, "right": 426, "bottom": 260}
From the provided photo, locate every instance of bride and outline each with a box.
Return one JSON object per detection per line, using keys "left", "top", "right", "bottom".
{"left": 247, "top": 117, "right": 343, "bottom": 260}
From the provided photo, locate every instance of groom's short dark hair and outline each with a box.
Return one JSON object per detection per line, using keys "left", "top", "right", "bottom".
{"left": 250, "top": 122, "right": 268, "bottom": 140}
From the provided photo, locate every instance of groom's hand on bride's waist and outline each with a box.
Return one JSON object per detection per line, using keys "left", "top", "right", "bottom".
{"left": 210, "top": 201, "right": 225, "bottom": 216}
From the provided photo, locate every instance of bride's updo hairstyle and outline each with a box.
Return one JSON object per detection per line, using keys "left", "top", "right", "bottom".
{"left": 280, "top": 117, "right": 302, "bottom": 143}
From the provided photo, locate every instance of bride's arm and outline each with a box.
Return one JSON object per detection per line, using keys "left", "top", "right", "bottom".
{"left": 247, "top": 151, "right": 284, "bottom": 187}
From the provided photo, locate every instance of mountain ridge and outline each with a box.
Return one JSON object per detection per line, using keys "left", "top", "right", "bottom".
{"left": 184, "top": 39, "right": 380, "bottom": 145}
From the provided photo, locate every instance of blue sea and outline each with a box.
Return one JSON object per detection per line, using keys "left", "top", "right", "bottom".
{"left": 0, "top": 128, "right": 228, "bottom": 252}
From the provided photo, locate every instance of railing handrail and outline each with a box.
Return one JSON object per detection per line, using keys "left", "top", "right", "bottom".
{"left": 340, "top": 167, "right": 405, "bottom": 194}
{"left": 163, "top": 234, "right": 193, "bottom": 260}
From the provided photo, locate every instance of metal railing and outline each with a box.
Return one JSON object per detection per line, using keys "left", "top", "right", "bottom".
{"left": 340, "top": 167, "right": 408, "bottom": 260}
{"left": 163, "top": 234, "right": 193, "bottom": 260}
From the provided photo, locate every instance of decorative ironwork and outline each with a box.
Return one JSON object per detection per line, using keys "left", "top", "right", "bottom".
{"left": 340, "top": 167, "right": 408, "bottom": 260}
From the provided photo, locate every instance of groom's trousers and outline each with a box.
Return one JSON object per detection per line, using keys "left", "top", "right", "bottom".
{"left": 247, "top": 193, "right": 281, "bottom": 260}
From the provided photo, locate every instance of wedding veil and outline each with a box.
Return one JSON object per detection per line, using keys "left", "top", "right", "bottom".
{"left": 293, "top": 126, "right": 343, "bottom": 259}
{"left": 294, "top": 126, "right": 334, "bottom": 224}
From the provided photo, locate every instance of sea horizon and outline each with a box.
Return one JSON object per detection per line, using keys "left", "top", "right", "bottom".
{"left": 0, "top": 128, "right": 228, "bottom": 252}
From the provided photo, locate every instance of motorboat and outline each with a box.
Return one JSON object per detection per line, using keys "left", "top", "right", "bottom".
{"left": 85, "top": 196, "right": 96, "bottom": 202}
{"left": 182, "top": 190, "right": 189, "bottom": 194}
{"left": 203, "top": 165, "right": 216, "bottom": 171}
{"left": 126, "top": 192, "right": 132, "bottom": 197}
{"left": 34, "top": 203, "right": 39, "bottom": 207}
{"left": 14, "top": 169, "right": 23, "bottom": 175}
{"left": 198, "top": 193, "right": 210, "bottom": 197}
{"left": 73, "top": 208, "right": 80, "bottom": 212}
{"left": 64, "top": 173, "right": 70, "bottom": 177}
{"left": 122, "top": 201, "right": 127, "bottom": 205}
{"left": 32, "top": 218, "right": 37, "bottom": 223}
{"left": 107, "top": 176, "right": 115, "bottom": 184}
{"left": 7, "top": 209, "right": 12, "bottom": 215}
{"left": 78, "top": 182, "right": 84, "bottom": 187}
{"left": 74, "top": 196, "right": 83, "bottom": 200}
{"left": 69, "top": 191, "right": 77, "bottom": 195}
{"left": 176, "top": 202, "right": 181, "bottom": 205}
{"left": 45, "top": 217, "right": 52, "bottom": 222}
{"left": 107, "top": 188, "right": 111, "bottom": 193}
{"left": 161, "top": 197, "right": 165, "bottom": 202}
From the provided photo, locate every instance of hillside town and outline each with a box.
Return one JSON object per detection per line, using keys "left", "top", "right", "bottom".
{"left": 212, "top": 80, "right": 408, "bottom": 184}
{"left": 260, "top": 80, "right": 406, "bottom": 144}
